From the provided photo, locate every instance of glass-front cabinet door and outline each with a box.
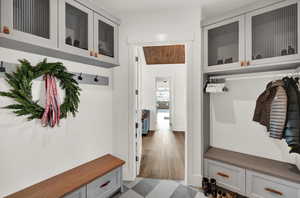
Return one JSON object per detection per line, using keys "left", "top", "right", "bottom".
{"left": 1, "top": 0, "right": 57, "bottom": 48}
{"left": 204, "top": 16, "right": 245, "bottom": 72}
{"left": 94, "top": 13, "right": 119, "bottom": 65}
{"left": 246, "top": 0, "right": 300, "bottom": 66}
{"left": 58, "top": 0, "right": 93, "bottom": 57}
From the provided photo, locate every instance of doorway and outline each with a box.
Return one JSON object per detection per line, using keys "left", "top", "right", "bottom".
{"left": 134, "top": 44, "right": 187, "bottom": 181}
{"left": 155, "top": 77, "right": 171, "bottom": 131}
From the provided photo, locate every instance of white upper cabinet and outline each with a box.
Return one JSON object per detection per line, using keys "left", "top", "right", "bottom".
{"left": 58, "top": 0, "right": 93, "bottom": 57}
{"left": 1, "top": 0, "right": 58, "bottom": 48}
{"left": 203, "top": 16, "right": 245, "bottom": 73}
{"left": 245, "top": 0, "right": 300, "bottom": 67}
{"left": 93, "top": 13, "right": 119, "bottom": 65}
{"left": 203, "top": 0, "right": 300, "bottom": 74}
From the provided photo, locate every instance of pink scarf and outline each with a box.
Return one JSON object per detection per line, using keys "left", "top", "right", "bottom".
{"left": 41, "top": 75, "right": 61, "bottom": 127}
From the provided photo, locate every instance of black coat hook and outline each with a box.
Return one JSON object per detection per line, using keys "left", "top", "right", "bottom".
{"left": 94, "top": 75, "right": 99, "bottom": 82}
{"left": 78, "top": 73, "right": 83, "bottom": 80}
{"left": 0, "top": 61, "right": 6, "bottom": 73}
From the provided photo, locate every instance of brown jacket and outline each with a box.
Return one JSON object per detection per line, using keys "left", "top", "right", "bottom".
{"left": 253, "top": 82, "right": 277, "bottom": 130}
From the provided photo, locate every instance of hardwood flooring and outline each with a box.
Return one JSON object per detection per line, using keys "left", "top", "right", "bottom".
{"left": 138, "top": 111, "right": 185, "bottom": 180}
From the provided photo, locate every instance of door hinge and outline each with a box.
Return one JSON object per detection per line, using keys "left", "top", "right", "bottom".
{"left": 135, "top": 122, "right": 138, "bottom": 129}
{"left": 136, "top": 156, "right": 139, "bottom": 162}
{"left": 135, "top": 56, "right": 139, "bottom": 62}
{"left": 135, "top": 89, "right": 139, "bottom": 95}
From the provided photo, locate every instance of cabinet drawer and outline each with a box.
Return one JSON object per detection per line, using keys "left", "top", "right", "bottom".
{"left": 205, "top": 159, "right": 246, "bottom": 195}
{"left": 63, "top": 186, "right": 86, "bottom": 198}
{"left": 246, "top": 171, "right": 300, "bottom": 198}
{"left": 87, "top": 168, "right": 121, "bottom": 198}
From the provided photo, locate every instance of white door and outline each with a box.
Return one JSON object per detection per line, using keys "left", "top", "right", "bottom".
{"left": 94, "top": 13, "right": 119, "bottom": 65}
{"left": 1, "top": 0, "right": 58, "bottom": 48}
{"left": 245, "top": 0, "right": 300, "bottom": 67}
{"left": 203, "top": 16, "right": 245, "bottom": 73}
{"left": 58, "top": 0, "right": 93, "bottom": 57}
{"left": 134, "top": 48, "right": 143, "bottom": 176}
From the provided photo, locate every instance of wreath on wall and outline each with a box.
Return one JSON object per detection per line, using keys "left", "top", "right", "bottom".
{"left": 0, "top": 59, "right": 81, "bottom": 127}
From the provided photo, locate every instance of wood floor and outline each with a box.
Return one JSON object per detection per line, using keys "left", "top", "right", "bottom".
{"left": 138, "top": 112, "right": 185, "bottom": 180}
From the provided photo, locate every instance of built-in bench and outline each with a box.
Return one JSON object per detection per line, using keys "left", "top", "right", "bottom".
{"left": 204, "top": 147, "right": 300, "bottom": 197}
{"left": 5, "top": 154, "right": 125, "bottom": 198}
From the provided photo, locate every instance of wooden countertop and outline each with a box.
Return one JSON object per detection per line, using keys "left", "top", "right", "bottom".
{"left": 204, "top": 147, "right": 300, "bottom": 184}
{"left": 5, "top": 154, "right": 125, "bottom": 198}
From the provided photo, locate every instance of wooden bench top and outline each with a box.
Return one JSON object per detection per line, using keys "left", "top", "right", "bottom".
{"left": 5, "top": 154, "right": 125, "bottom": 198}
{"left": 204, "top": 147, "right": 300, "bottom": 184}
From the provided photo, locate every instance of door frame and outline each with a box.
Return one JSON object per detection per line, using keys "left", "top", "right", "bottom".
{"left": 129, "top": 41, "right": 191, "bottom": 184}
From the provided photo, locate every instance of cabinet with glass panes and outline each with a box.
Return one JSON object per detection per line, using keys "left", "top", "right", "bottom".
{"left": 0, "top": 0, "right": 58, "bottom": 48}
{"left": 0, "top": 0, "right": 120, "bottom": 67}
{"left": 203, "top": 0, "right": 300, "bottom": 73}
{"left": 94, "top": 13, "right": 119, "bottom": 65}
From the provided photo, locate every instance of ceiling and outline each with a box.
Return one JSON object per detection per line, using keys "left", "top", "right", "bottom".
{"left": 91, "top": 0, "right": 277, "bottom": 18}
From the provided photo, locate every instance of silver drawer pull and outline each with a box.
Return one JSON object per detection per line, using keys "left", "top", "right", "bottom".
{"left": 217, "top": 172, "right": 229, "bottom": 178}
{"left": 264, "top": 188, "right": 283, "bottom": 196}
{"left": 100, "top": 181, "right": 111, "bottom": 188}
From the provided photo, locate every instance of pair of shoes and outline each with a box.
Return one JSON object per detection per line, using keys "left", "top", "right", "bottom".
{"left": 217, "top": 190, "right": 237, "bottom": 198}
{"left": 202, "top": 178, "right": 217, "bottom": 197}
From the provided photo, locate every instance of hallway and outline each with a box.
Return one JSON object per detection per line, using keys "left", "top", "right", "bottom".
{"left": 138, "top": 110, "right": 185, "bottom": 180}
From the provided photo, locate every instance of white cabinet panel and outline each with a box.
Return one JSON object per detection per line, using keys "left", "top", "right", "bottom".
{"left": 204, "top": 159, "right": 246, "bottom": 195}
{"left": 246, "top": 171, "right": 300, "bottom": 198}
{"left": 1, "top": 0, "right": 57, "bottom": 48}
{"left": 94, "top": 13, "right": 119, "bottom": 65}
{"left": 203, "top": 16, "right": 245, "bottom": 73}
{"left": 63, "top": 186, "right": 86, "bottom": 198}
{"left": 58, "top": 0, "right": 93, "bottom": 58}
{"left": 245, "top": 0, "right": 300, "bottom": 67}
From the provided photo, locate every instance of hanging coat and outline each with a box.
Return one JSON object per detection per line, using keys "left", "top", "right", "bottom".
{"left": 253, "top": 82, "right": 277, "bottom": 130}
{"left": 283, "top": 77, "right": 300, "bottom": 154}
{"left": 269, "top": 80, "right": 288, "bottom": 139}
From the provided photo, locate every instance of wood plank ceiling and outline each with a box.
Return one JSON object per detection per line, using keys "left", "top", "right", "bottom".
{"left": 143, "top": 45, "right": 185, "bottom": 65}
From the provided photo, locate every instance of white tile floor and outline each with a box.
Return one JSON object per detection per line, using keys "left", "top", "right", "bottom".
{"left": 112, "top": 178, "right": 207, "bottom": 198}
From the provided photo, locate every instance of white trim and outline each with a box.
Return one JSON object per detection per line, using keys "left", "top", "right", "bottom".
{"left": 128, "top": 41, "right": 193, "bottom": 185}
{"left": 202, "top": 0, "right": 284, "bottom": 27}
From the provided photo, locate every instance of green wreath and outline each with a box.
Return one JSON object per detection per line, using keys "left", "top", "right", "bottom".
{"left": 0, "top": 59, "right": 81, "bottom": 120}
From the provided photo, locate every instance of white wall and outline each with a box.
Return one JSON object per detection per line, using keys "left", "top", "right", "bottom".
{"left": 141, "top": 63, "right": 187, "bottom": 132}
{"left": 113, "top": 8, "right": 202, "bottom": 185}
{"left": 211, "top": 77, "right": 296, "bottom": 164}
{"left": 0, "top": 47, "right": 113, "bottom": 197}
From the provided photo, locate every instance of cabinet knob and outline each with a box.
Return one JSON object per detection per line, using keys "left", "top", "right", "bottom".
{"left": 246, "top": 61, "right": 250, "bottom": 66}
{"left": 240, "top": 61, "right": 245, "bottom": 67}
{"left": 3, "top": 26, "right": 10, "bottom": 34}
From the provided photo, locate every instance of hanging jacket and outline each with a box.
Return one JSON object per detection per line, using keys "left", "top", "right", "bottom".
{"left": 283, "top": 77, "right": 300, "bottom": 154}
{"left": 253, "top": 82, "right": 277, "bottom": 130}
{"left": 269, "top": 80, "right": 288, "bottom": 139}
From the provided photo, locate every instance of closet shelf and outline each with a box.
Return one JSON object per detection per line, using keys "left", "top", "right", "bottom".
{"left": 204, "top": 147, "right": 300, "bottom": 184}
{"left": 0, "top": 37, "right": 119, "bottom": 68}
{"left": 204, "top": 60, "right": 300, "bottom": 76}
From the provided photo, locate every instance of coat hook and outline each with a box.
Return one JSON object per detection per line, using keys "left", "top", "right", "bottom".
{"left": 0, "top": 61, "right": 6, "bottom": 73}
{"left": 78, "top": 73, "right": 83, "bottom": 80}
{"left": 94, "top": 75, "right": 99, "bottom": 82}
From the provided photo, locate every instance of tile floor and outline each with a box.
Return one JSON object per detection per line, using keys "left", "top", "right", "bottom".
{"left": 112, "top": 178, "right": 206, "bottom": 198}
